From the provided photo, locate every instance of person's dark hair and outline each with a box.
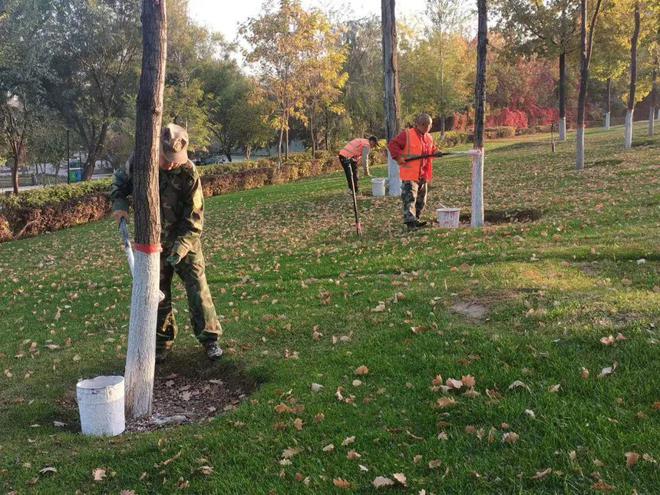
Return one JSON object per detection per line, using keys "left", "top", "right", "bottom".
{"left": 368, "top": 136, "right": 378, "bottom": 144}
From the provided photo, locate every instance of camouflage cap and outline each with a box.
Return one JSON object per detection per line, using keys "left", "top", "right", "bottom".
{"left": 161, "top": 123, "right": 189, "bottom": 164}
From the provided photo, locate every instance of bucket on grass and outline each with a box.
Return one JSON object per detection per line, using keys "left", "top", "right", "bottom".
{"left": 76, "top": 375, "right": 125, "bottom": 436}
{"left": 437, "top": 207, "right": 461, "bottom": 228}
{"left": 371, "top": 178, "right": 386, "bottom": 197}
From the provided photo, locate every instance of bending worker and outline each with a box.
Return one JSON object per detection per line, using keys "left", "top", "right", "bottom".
{"left": 338, "top": 135, "right": 379, "bottom": 195}
{"left": 388, "top": 113, "right": 437, "bottom": 230}
{"left": 110, "top": 123, "right": 223, "bottom": 363}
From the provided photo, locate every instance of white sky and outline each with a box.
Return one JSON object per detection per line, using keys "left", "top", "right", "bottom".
{"left": 188, "top": 0, "right": 430, "bottom": 45}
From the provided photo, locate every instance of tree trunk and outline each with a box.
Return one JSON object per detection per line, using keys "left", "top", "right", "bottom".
{"left": 278, "top": 125, "right": 284, "bottom": 165}
{"left": 472, "top": 0, "right": 487, "bottom": 228}
{"left": 625, "top": 2, "right": 640, "bottom": 149}
{"left": 649, "top": 67, "right": 656, "bottom": 137}
{"left": 245, "top": 144, "right": 252, "bottom": 160}
{"left": 440, "top": 116, "right": 446, "bottom": 137}
{"left": 310, "top": 109, "right": 316, "bottom": 157}
{"left": 558, "top": 51, "right": 567, "bottom": 141}
{"left": 382, "top": 0, "right": 402, "bottom": 197}
{"left": 83, "top": 122, "right": 109, "bottom": 180}
{"left": 124, "top": 0, "right": 167, "bottom": 420}
{"left": 604, "top": 77, "right": 611, "bottom": 129}
{"left": 11, "top": 155, "right": 20, "bottom": 195}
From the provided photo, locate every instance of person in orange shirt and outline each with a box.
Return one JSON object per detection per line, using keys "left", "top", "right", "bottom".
{"left": 388, "top": 113, "right": 436, "bottom": 230}
{"left": 338, "top": 136, "right": 379, "bottom": 194}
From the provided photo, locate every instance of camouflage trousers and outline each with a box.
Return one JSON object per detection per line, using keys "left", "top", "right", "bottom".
{"left": 157, "top": 246, "right": 222, "bottom": 350}
{"left": 401, "top": 180, "right": 428, "bottom": 224}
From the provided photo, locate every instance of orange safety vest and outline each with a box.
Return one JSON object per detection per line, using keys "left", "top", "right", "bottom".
{"left": 400, "top": 128, "right": 434, "bottom": 182}
{"left": 339, "top": 138, "right": 370, "bottom": 162}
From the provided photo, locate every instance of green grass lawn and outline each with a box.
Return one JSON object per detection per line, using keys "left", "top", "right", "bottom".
{"left": 0, "top": 123, "right": 658, "bottom": 494}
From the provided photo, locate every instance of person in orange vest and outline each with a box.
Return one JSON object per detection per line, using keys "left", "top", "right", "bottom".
{"left": 338, "top": 136, "right": 379, "bottom": 194}
{"left": 388, "top": 113, "right": 438, "bottom": 230}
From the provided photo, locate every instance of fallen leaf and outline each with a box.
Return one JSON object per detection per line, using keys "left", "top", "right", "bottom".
{"left": 92, "top": 468, "right": 106, "bottom": 482}
{"left": 39, "top": 466, "right": 57, "bottom": 475}
{"left": 311, "top": 383, "right": 324, "bottom": 393}
{"left": 347, "top": 450, "right": 361, "bottom": 460}
{"left": 625, "top": 452, "right": 640, "bottom": 468}
{"left": 281, "top": 447, "right": 302, "bottom": 459}
{"left": 531, "top": 468, "right": 552, "bottom": 480}
{"left": 371, "top": 302, "right": 386, "bottom": 312}
{"left": 293, "top": 418, "right": 304, "bottom": 431}
{"left": 502, "top": 432, "right": 519, "bottom": 444}
{"left": 591, "top": 481, "right": 615, "bottom": 492}
{"left": 372, "top": 476, "right": 395, "bottom": 488}
{"left": 333, "top": 478, "right": 352, "bottom": 489}
{"left": 428, "top": 459, "right": 442, "bottom": 469}
{"left": 598, "top": 362, "right": 618, "bottom": 378}
{"left": 548, "top": 384, "right": 561, "bottom": 393}
{"left": 508, "top": 380, "right": 530, "bottom": 392}
{"left": 446, "top": 378, "right": 463, "bottom": 390}
{"left": 355, "top": 365, "right": 369, "bottom": 376}
{"left": 342, "top": 436, "right": 356, "bottom": 446}
{"left": 432, "top": 374, "right": 443, "bottom": 386}
{"left": 314, "top": 413, "right": 325, "bottom": 423}
{"left": 393, "top": 473, "right": 407, "bottom": 487}
{"left": 524, "top": 409, "right": 536, "bottom": 419}
{"left": 581, "top": 368, "right": 590, "bottom": 379}
{"left": 600, "top": 335, "right": 615, "bottom": 346}
{"left": 435, "top": 397, "right": 456, "bottom": 409}
{"left": 197, "top": 466, "right": 214, "bottom": 476}
{"left": 461, "top": 375, "right": 476, "bottom": 388}
{"left": 322, "top": 443, "right": 335, "bottom": 452}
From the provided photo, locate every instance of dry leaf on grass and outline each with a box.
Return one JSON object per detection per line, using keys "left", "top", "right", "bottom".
{"left": 333, "top": 478, "right": 352, "bottom": 489}
{"left": 347, "top": 450, "right": 361, "bottom": 460}
{"left": 531, "top": 468, "right": 552, "bottom": 480}
{"left": 462, "top": 375, "right": 476, "bottom": 388}
{"left": 598, "top": 362, "right": 618, "bottom": 378}
{"left": 625, "top": 452, "right": 640, "bottom": 468}
{"left": 311, "top": 383, "right": 324, "bottom": 392}
{"left": 591, "top": 481, "right": 615, "bottom": 492}
{"left": 435, "top": 397, "right": 456, "bottom": 409}
{"left": 197, "top": 466, "right": 214, "bottom": 476}
{"left": 371, "top": 302, "right": 386, "bottom": 312}
{"left": 342, "top": 436, "right": 356, "bottom": 446}
{"left": 393, "top": 473, "right": 407, "bottom": 487}
{"left": 281, "top": 447, "right": 302, "bottom": 459}
{"left": 372, "top": 476, "right": 395, "bottom": 488}
{"left": 428, "top": 459, "right": 442, "bottom": 469}
{"left": 92, "top": 468, "right": 106, "bottom": 482}
{"left": 581, "top": 368, "right": 590, "bottom": 379}
{"left": 600, "top": 335, "right": 615, "bottom": 346}
{"left": 322, "top": 444, "right": 335, "bottom": 452}
{"left": 355, "top": 365, "right": 369, "bottom": 376}
{"left": 502, "top": 432, "right": 519, "bottom": 444}
{"left": 508, "top": 380, "right": 530, "bottom": 392}
{"left": 548, "top": 384, "right": 561, "bottom": 393}
{"left": 446, "top": 378, "right": 463, "bottom": 390}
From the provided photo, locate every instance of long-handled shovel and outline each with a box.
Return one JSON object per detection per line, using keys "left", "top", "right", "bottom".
{"left": 120, "top": 217, "right": 165, "bottom": 301}
{"left": 403, "top": 149, "right": 482, "bottom": 162}
{"left": 348, "top": 171, "right": 362, "bottom": 236}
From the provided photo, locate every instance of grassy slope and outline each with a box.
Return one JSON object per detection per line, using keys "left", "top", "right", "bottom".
{"left": 0, "top": 124, "right": 658, "bottom": 494}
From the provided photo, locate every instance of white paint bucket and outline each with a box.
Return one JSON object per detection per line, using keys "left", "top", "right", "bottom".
{"left": 371, "top": 178, "right": 386, "bottom": 197}
{"left": 437, "top": 208, "right": 461, "bottom": 228}
{"left": 76, "top": 375, "right": 125, "bottom": 436}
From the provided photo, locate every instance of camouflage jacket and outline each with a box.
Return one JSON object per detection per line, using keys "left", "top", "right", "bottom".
{"left": 110, "top": 160, "right": 205, "bottom": 259}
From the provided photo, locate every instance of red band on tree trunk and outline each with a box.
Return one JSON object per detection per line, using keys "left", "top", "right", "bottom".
{"left": 133, "top": 243, "right": 162, "bottom": 254}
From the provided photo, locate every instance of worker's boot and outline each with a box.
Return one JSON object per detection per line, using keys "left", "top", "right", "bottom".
{"left": 406, "top": 222, "right": 419, "bottom": 231}
{"left": 205, "top": 341, "right": 223, "bottom": 361}
{"left": 415, "top": 220, "right": 428, "bottom": 228}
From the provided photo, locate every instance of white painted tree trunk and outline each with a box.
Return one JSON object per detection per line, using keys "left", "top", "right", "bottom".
{"left": 656, "top": 108, "right": 660, "bottom": 120}
{"left": 624, "top": 109, "right": 634, "bottom": 149}
{"left": 387, "top": 150, "right": 401, "bottom": 197}
{"left": 576, "top": 127, "right": 585, "bottom": 170}
{"left": 649, "top": 108, "right": 655, "bottom": 136}
{"left": 124, "top": 251, "right": 160, "bottom": 418}
{"left": 559, "top": 117, "right": 567, "bottom": 141}
{"left": 604, "top": 112, "right": 610, "bottom": 130}
{"left": 471, "top": 150, "right": 484, "bottom": 227}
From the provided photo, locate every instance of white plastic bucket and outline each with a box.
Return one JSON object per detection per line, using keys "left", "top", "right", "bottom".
{"left": 437, "top": 208, "right": 461, "bottom": 228}
{"left": 76, "top": 375, "right": 125, "bottom": 436}
{"left": 371, "top": 178, "right": 386, "bottom": 197}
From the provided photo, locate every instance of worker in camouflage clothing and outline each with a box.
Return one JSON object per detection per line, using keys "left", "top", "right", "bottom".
{"left": 110, "top": 123, "right": 223, "bottom": 363}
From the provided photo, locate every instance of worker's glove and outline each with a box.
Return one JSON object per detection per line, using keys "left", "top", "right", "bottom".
{"left": 112, "top": 210, "right": 129, "bottom": 224}
{"left": 166, "top": 253, "right": 182, "bottom": 267}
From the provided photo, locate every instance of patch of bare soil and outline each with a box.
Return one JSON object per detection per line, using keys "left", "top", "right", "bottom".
{"left": 125, "top": 369, "right": 253, "bottom": 433}
{"left": 450, "top": 301, "right": 489, "bottom": 320}
{"left": 459, "top": 208, "right": 542, "bottom": 225}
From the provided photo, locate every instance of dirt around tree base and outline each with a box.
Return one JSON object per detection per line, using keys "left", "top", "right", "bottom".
{"left": 459, "top": 208, "right": 542, "bottom": 225}
{"left": 125, "top": 369, "right": 252, "bottom": 433}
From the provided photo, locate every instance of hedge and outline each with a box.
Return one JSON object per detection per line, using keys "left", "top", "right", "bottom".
{"left": 0, "top": 153, "right": 340, "bottom": 243}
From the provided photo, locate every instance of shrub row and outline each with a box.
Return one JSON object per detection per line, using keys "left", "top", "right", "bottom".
{"left": 0, "top": 154, "right": 340, "bottom": 243}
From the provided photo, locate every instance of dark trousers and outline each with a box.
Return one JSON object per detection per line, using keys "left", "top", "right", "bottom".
{"left": 157, "top": 247, "right": 222, "bottom": 350}
{"left": 339, "top": 155, "right": 359, "bottom": 193}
